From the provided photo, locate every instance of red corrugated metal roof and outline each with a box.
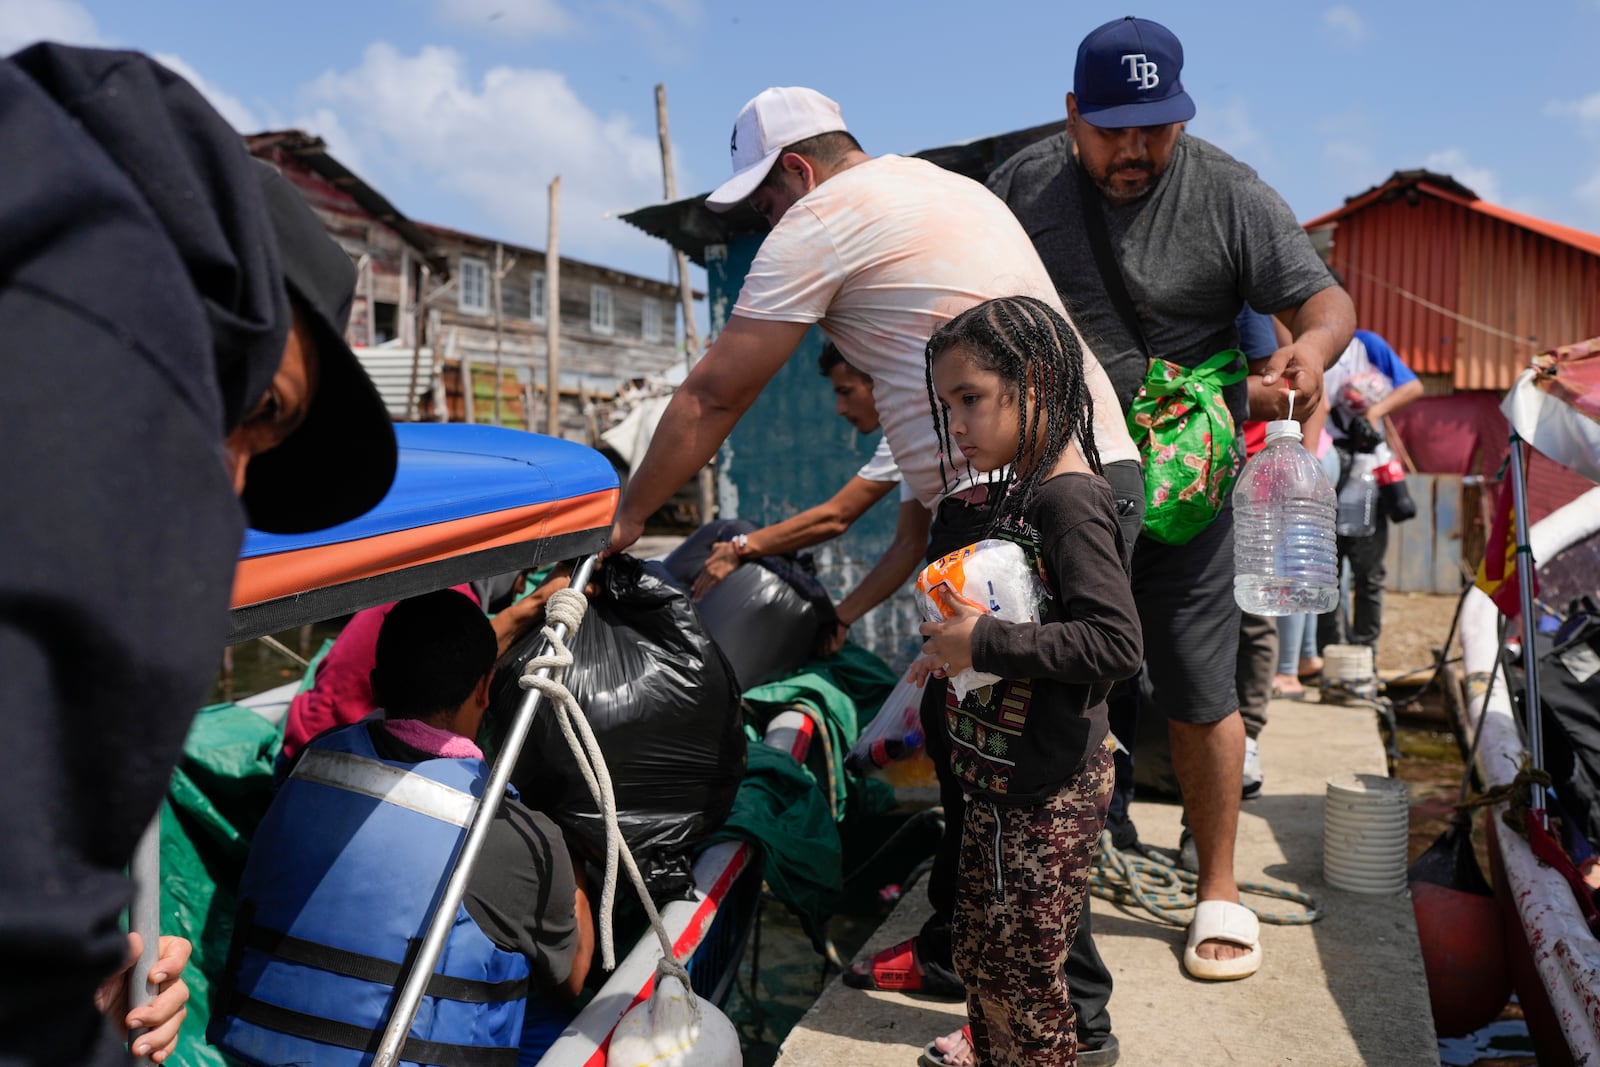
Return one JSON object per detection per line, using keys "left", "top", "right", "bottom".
{"left": 1305, "top": 170, "right": 1600, "bottom": 258}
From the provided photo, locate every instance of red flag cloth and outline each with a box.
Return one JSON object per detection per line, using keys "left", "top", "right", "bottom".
{"left": 1523, "top": 809, "right": 1600, "bottom": 935}
{"left": 1475, "top": 476, "right": 1539, "bottom": 616}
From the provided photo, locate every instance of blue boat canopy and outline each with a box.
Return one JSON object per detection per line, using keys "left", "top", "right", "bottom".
{"left": 230, "top": 423, "right": 618, "bottom": 641}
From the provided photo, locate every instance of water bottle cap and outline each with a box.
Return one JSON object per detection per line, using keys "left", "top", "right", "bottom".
{"left": 1264, "top": 419, "right": 1303, "bottom": 443}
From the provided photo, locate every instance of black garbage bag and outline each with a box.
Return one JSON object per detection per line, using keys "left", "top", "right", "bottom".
{"left": 661, "top": 519, "right": 837, "bottom": 690}
{"left": 486, "top": 554, "right": 746, "bottom": 899}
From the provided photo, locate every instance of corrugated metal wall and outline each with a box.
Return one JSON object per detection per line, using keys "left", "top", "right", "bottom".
{"left": 1328, "top": 197, "right": 1600, "bottom": 392}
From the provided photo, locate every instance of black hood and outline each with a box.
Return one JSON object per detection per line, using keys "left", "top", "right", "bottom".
{"left": 8, "top": 43, "right": 287, "bottom": 433}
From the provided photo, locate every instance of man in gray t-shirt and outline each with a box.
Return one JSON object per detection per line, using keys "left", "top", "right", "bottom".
{"left": 988, "top": 15, "right": 1354, "bottom": 987}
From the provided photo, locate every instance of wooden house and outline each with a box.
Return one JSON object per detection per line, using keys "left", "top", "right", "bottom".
{"left": 416, "top": 222, "right": 686, "bottom": 439}
{"left": 246, "top": 130, "right": 693, "bottom": 444}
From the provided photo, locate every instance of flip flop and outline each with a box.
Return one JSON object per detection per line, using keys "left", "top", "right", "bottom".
{"left": 842, "top": 937, "right": 963, "bottom": 997}
{"left": 918, "top": 1024, "right": 972, "bottom": 1067}
{"left": 1183, "top": 899, "right": 1262, "bottom": 981}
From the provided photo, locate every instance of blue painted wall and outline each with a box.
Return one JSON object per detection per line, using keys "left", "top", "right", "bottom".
{"left": 706, "top": 235, "right": 924, "bottom": 670}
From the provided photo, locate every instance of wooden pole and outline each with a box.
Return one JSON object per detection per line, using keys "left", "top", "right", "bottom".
{"left": 492, "top": 243, "right": 505, "bottom": 427}
{"left": 655, "top": 84, "right": 700, "bottom": 361}
{"left": 546, "top": 177, "right": 561, "bottom": 438}
{"left": 655, "top": 83, "right": 715, "bottom": 523}
{"left": 406, "top": 262, "right": 431, "bottom": 422}
{"left": 362, "top": 251, "right": 377, "bottom": 347}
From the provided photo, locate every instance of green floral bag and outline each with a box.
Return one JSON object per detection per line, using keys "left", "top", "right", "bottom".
{"left": 1124, "top": 349, "right": 1248, "bottom": 545}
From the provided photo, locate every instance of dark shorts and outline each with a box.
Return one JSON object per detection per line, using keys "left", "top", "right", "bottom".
{"left": 1132, "top": 508, "right": 1241, "bottom": 725}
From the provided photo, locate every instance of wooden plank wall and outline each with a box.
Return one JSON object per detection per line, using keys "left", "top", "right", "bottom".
{"left": 1383, "top": 474, "right": 1469, "bottom": 593}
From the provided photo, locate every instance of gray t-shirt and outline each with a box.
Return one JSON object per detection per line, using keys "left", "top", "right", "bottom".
{"left": 987, "top": 132, "right": 1335, "bottom": 425}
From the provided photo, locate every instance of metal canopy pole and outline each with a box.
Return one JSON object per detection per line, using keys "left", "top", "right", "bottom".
{"left": 128, "top": 815, "right": 161, "bottom": 1064}
{"left": 373, "top": 554, "right": 598, "bottom": 1067}
{"left": 1508, "top": 434, "right": 1546, "bottom": 825}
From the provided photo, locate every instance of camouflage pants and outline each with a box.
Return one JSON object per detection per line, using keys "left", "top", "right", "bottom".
{"left": 952, "top": 743, "right": 1114, "bottom": 1067}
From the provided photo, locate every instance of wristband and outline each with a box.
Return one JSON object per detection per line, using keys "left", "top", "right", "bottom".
{"left": 732, "top": 533, "right": 750, "bottom": 558}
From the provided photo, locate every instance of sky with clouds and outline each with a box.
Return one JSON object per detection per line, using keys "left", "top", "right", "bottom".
{"left": 4, "top": 0, "right": 1599, "bottom": 293}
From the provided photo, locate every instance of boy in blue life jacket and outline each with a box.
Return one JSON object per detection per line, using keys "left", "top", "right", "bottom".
{"left": 212, "top": 589, "right": 594, "bottom": 1066}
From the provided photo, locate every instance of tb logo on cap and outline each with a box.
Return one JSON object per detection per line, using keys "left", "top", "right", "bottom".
{"left": 1121, "top": 53, "right": 1160, "bottom": 90}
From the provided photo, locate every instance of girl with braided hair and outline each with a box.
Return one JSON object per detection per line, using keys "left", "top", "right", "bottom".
{"left": 909, "top": 295, "right": 1142, "bottom": 1067}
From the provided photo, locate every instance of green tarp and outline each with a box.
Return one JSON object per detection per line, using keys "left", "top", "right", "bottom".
{"left": 159, "top": 702, "right": 281, "bottom": 1067}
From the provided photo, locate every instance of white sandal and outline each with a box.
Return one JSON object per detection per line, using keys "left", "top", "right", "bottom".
{"left": 1183, "top": 899, "right": 1262, "bottom": 981}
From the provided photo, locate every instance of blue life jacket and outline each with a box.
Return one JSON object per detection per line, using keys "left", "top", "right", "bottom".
{"left": 212, "top": 722, "right": 546, "bottom": 1067}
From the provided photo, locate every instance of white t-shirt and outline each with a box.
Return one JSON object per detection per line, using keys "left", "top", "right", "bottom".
{"left": 855, "top": 434, "right": 918, "bottom": 504}
{"left": 734, "top": 154, "right": 1139, "bottom": 509}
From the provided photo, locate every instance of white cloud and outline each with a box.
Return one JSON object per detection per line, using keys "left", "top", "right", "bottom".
{"left": 0, "top": 0, "right": 260, "bottom": 133}
{"left": 0, "top": 0, "right": 102, "bottom": 54}
{"left": 1422, "top": 148, "right": 1503, "bottom": 204}
{"left": 1321, "top": 5, "right": 1366, "bottom": 43}
{"left": 153, "top": 52, "right": 261, "bottom": 132}
{"left": 1545, "top": 91, "right": 1600, "bottom": 138}
{"left": 435, "top": 0, "right": 575, "bottom": 37}
{"left": 1576, "top": 169, "right": 1600, "bottom": 222}
{"left": 301, "top": 42, "right": 679, "bottom": 268}
{"left": 1193, "top": 96, "right": 1270, "bottom": 168}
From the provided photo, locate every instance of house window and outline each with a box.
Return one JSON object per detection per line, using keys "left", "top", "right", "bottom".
{"left": 642, "top": 297, "right": 662, "bottom": 343}
{"left": 373, "top": 301, "right": 398, "bottom": 344}
{"left": 531, "top": 271, "right": 547, "bottom": 323}
{"left": 459, "top": 256, "right": 489, "bottom": 315}
{"left": 590, "top": 284, "right": 614, "bottom": 335}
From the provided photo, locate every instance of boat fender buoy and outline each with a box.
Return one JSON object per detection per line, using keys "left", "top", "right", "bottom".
{"left": 607, "top": 972, "right": 740, "bottom": 1067}
{"left": 1408, "top": 814, "right": 1511, "bottom": 1038}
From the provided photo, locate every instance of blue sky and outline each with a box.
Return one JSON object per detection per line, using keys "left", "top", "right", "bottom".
{"left": 5, "top": 0, "right": 1600, "bottom": 300}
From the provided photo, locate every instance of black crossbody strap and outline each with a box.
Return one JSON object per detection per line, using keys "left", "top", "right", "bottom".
{"left": 1074, "top": 162, "right": 1150, "bottom": 357}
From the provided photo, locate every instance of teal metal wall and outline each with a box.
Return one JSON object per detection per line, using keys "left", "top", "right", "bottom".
{"left": 706, "top": 235, "right": 923, "bottom": 669}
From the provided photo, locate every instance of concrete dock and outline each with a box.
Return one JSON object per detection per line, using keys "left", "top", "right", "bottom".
{"left": 776, "top": 696, "right": 1441, "bottom": 1066}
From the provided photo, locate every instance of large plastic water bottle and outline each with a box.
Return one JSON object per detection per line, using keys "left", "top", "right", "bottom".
{"left": 1233, "top": 419, "right": 1339, "bottom": 616}
{"left": 1336, "top": 451, "right": 1379, "bottom": 537}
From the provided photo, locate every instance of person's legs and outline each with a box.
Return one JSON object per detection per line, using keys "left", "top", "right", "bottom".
{"left": 1237, "top": 611, "right": 1275, "bottom": 800}
{"left": 1317, "top": 543, "right": 1349, "bottom": 652}
{"left": 1101, "top": 457, "right": 1146, "bottom": 848}
{"left": 951, "top": 747, "right": 1113, "bottom": 1067}
{"left": 1237, "top": 612, "right": 1276, "bottom": 740}
{"left": 1297, "top": 607, "right": 1322, "bottom": 676}
{"left": 1133, "top": 514, "right": 1250, "bottom": 967}
{"left": 1345, "top": 517, "right": 1389, "bottom": 649}
{"left": 1273, "top": 614, "right": 1308, "bottom": 697}
{"left": 1275, "top": 614, "right": 1304, "bottom": 677}
{"left": 915, "top": 672, "right": 964, "bottom": 978}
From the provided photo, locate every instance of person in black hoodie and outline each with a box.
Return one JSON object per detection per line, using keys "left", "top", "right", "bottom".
{"left": 0, "top": 44, "right": 396, "bottom": 1066}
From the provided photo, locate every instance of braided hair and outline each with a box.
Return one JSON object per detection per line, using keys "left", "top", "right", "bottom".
{"left": 924, "top": 295, "right": 1102, "bottom": 535}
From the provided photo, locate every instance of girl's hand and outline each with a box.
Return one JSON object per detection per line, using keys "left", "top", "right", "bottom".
{"left": 907, "top": 600, "right": 983, "bottom": 685}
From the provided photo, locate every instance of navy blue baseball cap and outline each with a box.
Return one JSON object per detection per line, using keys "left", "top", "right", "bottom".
{"left": 1074, "top": 16, "right": 1196, "bottom": 128}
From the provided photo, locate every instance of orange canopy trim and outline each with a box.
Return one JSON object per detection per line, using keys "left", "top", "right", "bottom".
{"left": 231, "top": 487, "right": 617, "bottom": 610}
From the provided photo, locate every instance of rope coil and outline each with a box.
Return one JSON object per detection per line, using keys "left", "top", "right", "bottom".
{"left": 518, "top": 586, "right": 695, "bottom": 1000}
{"left": 1089, "top": 833, "right": 1323, "bottom": 927}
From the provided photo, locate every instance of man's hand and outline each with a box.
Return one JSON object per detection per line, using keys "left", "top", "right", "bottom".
{"left": 604, "top": 515, "right": 644, "bottom": 561}
{"left": 96, "top": 933, "right": 191, "bottom": 1063}
{"left": 907, "top": 599, "right": 983, "bottom": 686}
{"left": 1251, "top": 341, "right": 1327, "bottom": 423}
{"left": 692, "top": 541, "right": 742, "bottom": 600}
{"left": 820, "top": 619, "right": 850, "bottom": 658}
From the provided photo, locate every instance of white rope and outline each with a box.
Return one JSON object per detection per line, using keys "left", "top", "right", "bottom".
{"left": 518, "top": 587, "right": 694, "bottom": 996}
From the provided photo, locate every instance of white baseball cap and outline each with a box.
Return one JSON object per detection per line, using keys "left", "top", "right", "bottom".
{"left": 705, "top": 87, "right": 848, "bottom": 213}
